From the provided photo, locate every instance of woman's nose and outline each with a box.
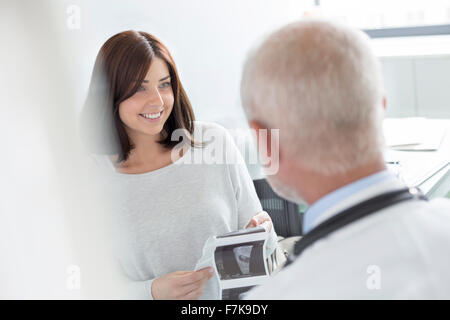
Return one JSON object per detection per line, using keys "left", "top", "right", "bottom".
{"left": 146, "top": 86, "right": 164, "bottom": 106}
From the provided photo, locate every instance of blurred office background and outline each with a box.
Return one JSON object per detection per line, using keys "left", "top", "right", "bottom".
{"left": 63, "top": 0, "right": 450, "bottom": 121}
{"left": 1, "top": 0, "right": 449, "bottom": 299}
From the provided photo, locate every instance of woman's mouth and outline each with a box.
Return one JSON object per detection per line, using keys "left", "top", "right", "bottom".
{"left": 139, "top": 110, "right": 164, "bottom": 122}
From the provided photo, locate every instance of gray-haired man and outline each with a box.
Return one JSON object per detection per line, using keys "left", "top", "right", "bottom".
{"left": 240, "top": 19, "right": 450, "bottom": 299}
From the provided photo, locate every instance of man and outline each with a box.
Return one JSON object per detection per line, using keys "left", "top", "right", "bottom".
{"left": 240, "top": 18, "right": 450, "bottom": 299}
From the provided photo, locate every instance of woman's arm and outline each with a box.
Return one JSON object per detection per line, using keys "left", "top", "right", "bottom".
{"left": 222, "top": 125, "right": 278, "bottom": 255}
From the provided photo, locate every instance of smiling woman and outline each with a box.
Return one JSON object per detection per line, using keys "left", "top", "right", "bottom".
{"left": 78, "top": 30, "right": 279, "bottom": 300}
{"left": 80, "top": 30, "right": 198, "bottom": 164}
{"left": 116, "top": 57, "right": 177, "bottom": 172}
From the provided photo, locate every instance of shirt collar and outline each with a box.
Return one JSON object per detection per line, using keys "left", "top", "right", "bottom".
{"left": 303, "top": 170, "right": 395, "bottom": 234}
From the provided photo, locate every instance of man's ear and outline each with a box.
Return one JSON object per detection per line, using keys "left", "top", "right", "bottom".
{"left": 249, "top": 120, "right": 272, "bottom": 160}
{"left": 249, "top": 120, "right": 264, "bottom": 132}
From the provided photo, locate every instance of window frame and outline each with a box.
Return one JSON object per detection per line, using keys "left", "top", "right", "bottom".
{"left": 363, "top": 24, "right": 450, "bottom": 38}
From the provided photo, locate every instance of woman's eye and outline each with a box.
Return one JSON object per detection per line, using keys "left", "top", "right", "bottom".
{"left": 159, "top": 82, "right": 170, "bottom": 89}
{"left": 136, "top": 85, "right": 145, "bottom": 92}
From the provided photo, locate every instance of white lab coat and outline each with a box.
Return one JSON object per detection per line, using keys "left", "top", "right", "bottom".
{"left": 245, "top": 175, "right": 450, "bottom": 299}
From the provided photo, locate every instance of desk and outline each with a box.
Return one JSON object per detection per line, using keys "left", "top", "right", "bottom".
{"left": 385, "top": 118, "right": 450, "bottom": 199}
{"left": 421, "top": 164, "right": 450, "bottom": 198}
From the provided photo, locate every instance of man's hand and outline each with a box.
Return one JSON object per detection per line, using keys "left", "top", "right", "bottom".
{"left": 151, "top": 267, "right": 214, "bottom": 300}
{"left": 245, "top": 211, "right": 273, "bottom": 232}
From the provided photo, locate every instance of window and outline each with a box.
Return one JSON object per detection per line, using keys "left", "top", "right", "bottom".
{"left": 310, "top": 0, "right": 450, "bottom": 37}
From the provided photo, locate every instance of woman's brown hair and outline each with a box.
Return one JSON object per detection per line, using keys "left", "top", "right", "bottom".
{"left": 80, "top": 30, "right": 198, "bottom": 163}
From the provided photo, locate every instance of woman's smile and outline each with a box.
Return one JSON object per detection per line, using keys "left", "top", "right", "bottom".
{"left": 139, "top": 109, "right": 164, "bottom": 122}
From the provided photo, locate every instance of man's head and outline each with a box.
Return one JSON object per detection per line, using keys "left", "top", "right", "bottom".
{"left": 240, "top": 19, "right": 386, "bottom": 204}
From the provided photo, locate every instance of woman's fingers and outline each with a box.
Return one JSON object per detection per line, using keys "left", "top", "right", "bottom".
{"left": 178, "top": 267, "right": 213, "bottom": 286}
{"left": 179, "top": 277, "right": 209, "bottom": 299}
{"left": 182, "top": 283, "right": 207, "bottom": 300}
{"left": 259, "top": 220, "right": 272, "bottom": 232}
{"left": 152, "top": 267, "right": 214, "bottom": 299}
{"left": 247, "top": 211, "right": 272, "bottom": 232}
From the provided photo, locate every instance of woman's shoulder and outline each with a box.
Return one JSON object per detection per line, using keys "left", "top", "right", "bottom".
{"left": 190, "top": 120, "right": 246, "bottom": 163}
{"left": 192, "top": 120, "right": 228, "bottom": 133}
{"left": 192, "top": 120, "right": 232, "bottom": 142}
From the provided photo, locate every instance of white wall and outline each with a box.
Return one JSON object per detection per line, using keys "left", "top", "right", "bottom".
{"left": 380, "top": 55, "right": 450, "bottom": 118}
{"left": 372, "top": 35, "right": 450, "bottom": 118}
{"left": 62, "top": 1, "right": 450, "bottom": 124}
{"left": 0, "top": 0, "right": 139, "bottom": 299}
{"left": 65, "top": 0, "right": 313, "bottom": 125}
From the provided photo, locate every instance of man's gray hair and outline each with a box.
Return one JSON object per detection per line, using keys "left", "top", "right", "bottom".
{"left": 241, "top": 19, "right": 386, "bottom": 175}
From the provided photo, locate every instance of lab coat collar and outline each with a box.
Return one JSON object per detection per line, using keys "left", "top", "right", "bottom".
{"left": 304, "top": 170, "right": 405, "bottom": 234}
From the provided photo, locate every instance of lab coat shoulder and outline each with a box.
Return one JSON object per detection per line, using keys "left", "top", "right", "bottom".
{"left": 397, "top": 197, "right": 450, "bottom": 244}
{"left": 244, "top": 197, "right": 450, "bottom": 299}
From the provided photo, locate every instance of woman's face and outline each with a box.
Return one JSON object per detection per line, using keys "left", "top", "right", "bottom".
{"left": 119, "top": 57, "right": 174, "bottom": 140}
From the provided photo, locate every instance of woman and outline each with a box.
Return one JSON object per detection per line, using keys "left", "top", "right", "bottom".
{"left": 80, "top": 30, "right": 277, "bottom": 299}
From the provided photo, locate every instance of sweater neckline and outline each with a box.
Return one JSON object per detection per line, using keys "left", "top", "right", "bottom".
{"left": 106, "top": 145, "right": 191, "bottom": 178}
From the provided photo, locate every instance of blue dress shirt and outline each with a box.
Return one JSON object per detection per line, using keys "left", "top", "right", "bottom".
{"left": 303, "top": 170, "right": 394, "bottom": 234}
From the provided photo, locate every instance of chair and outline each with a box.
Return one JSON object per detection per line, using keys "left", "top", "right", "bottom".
{"left": 253, "top": 178, "right": 303, "bottom": 238}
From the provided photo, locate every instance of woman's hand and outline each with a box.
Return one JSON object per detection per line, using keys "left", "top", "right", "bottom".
{"left": 245, "top": 211, "right": 273, "bottom": 232}
{"left": 151, "top": 267, "right": 214, "bottom": 300}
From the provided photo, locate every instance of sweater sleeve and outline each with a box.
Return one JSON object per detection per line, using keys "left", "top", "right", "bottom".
{"left": 222, "top": 126, "right": 278, "bottom": 256}
{"left": 118, "top": 278, "right": 156, "bottom": 300}
{"left": 223, "top": 127, "right": 263, "bottom": 229}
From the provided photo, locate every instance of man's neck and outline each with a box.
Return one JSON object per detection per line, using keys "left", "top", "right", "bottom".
{"left": 299, "top": 158, "right": 387, "bottom": 205}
